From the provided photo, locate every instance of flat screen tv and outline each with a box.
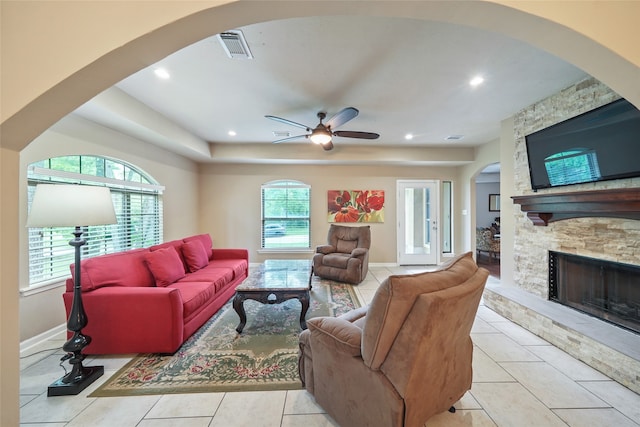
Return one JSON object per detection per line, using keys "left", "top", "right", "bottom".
{"left": 525, "top": 98, "right": 640, "bottom": 191}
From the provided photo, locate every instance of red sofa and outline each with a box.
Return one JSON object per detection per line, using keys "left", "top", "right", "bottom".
{"left": 63, "top": 233, "right": 248, "bottom": 355}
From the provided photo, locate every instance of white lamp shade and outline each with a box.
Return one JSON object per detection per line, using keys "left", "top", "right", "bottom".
{"left": 27, "top": 184, "right": 117, "bottom": 228}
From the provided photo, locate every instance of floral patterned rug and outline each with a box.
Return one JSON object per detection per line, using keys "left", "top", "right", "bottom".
{"left": 90, "top": 278, "right": 359, "bottom": 397}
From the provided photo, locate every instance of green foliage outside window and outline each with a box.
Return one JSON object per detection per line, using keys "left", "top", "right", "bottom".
{"left": 261, "top": 180, "right": 310, "bottom": 249}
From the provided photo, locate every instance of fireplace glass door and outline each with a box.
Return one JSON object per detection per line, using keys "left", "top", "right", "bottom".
{"left": 549, "top": 251, "right": 640, "bottom": 334}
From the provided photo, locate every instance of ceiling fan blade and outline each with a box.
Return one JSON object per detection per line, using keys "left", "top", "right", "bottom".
{"left": 322, "top": 141, "right": 334, "bottom": 151}
{"left": 265, "top": 115, "right": 311, "bottom": 131}
{"left": 325, "top": 107, "right": 359, "bottom": 130}
{"left": 333, "top": 130, "right": 380, "bottom": 139}
{"left": 272, "top": 134, "right": 308, "bottom": 144}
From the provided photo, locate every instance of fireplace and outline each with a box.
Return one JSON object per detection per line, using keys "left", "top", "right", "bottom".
{"left": 549, "top": 251, "right": 640, "bottom": 334}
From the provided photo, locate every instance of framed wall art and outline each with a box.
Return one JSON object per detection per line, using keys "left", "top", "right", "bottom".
{"left": 327, "top": 190, "right": 385, "bottom": 223}
{"left": 489, "top": 194, "right": 501, "bottom": 212}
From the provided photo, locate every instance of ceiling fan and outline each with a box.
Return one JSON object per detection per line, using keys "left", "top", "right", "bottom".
{"left": 265, "top": 107, "right": 379, "bottom": 151}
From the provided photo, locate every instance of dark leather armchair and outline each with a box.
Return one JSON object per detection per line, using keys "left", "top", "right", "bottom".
{"left": 299, "top": 252, "right": 488, "bottom": 426}
{"left": 311, "top": 224, "right": 370, "bottom": 284}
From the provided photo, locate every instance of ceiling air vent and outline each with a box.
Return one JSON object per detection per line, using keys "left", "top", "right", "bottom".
{"left": 273, "top": 131, "right": 291, "bottom": 138}
{"left": 445, "top": 135, "right": 464, "bottom": 141}
{"left": 217, "top": 30, "right": 253, "bottom": 59}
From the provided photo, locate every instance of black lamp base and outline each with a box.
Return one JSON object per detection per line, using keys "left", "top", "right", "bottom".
{"left": 47, "top": 365, "right": 104, "bottom": 397}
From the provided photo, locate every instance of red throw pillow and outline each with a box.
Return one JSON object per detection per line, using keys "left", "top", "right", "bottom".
{"left": 144, "top": 246, "right": 186, "bottom": 287}
{"left": 182, "top": 239, "right": 210, "bottom": 272}
{"left": 183, "top": 234, "right": 213, "bottom": 259}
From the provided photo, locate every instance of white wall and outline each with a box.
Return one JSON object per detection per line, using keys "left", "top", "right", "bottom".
{"left": 499, "top": 116, "right": 517, "bottom": 284}
{"left": 476, "top": 182, "right": 500, "bottom": 229}
{"left": 198, "top": 163, "right": 464, "bottom": 264}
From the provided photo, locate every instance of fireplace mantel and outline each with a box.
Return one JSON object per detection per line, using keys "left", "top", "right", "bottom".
{"left": 512, "top": 188, "right": 640, "bottom": 226}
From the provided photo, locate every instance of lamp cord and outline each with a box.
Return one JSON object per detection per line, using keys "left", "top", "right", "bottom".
{"left": 19, "top": 348, "right": 65, "bottom": 359}
{"left": 58, "top": 353, "right": 72, "bottom": 375}
{"left": 20, "top": 349, "right": 72, "bottom": 375}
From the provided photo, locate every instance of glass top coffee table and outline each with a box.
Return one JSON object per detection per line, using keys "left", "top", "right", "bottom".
{"left": 233, "top": 259, "right": 311, "bottom": 333}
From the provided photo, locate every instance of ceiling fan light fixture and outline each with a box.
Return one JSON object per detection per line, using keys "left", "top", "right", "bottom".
{"left": 310, "top": 129, "right": 332, "bottom": 145}
{"left": 266, "top": 107, "right": 377, "bottom": 150}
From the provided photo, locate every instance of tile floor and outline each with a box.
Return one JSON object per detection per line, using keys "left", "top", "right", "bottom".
{"left": 20, "top": 266, "right": 640, "bottom": 426}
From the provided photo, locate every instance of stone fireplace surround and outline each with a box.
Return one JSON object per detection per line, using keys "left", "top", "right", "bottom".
{"left": 483, "top": 77, "right": 640, "bottom": 394}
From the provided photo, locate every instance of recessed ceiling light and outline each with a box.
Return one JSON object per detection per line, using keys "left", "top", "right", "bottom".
{"left": 469, "top": 76, "right": 484, "bottom": 87}
{"left": 154, "top": 68, "right": 170, "bottom": 80}
{"left": 228, "top": 130, "right": 237, "bottom": 136}
{"left": 404, "top": 133, "right": 413, "bottom": 140}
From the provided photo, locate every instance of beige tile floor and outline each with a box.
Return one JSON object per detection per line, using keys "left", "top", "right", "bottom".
{"left": 20, "top": 266, "right": 640, "bottom": 426}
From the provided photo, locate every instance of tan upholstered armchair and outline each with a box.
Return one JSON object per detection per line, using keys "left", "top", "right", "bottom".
{"left": 299, "top": 252, "right": 488, "bottom": 427}
{"left": 311, "top": 224, "right": 371, "bottom": 285}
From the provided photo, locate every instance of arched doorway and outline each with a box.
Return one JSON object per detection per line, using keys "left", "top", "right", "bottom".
{"left": 3, "top": 2, "right": 640, "bottom": 423}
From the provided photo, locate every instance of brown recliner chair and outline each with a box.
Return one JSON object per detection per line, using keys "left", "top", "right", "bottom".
{"left": 299, "top": 252, "right": 488, "bottom": 427}
{"left": 311, "top": 224, "right": 371, "bottom": 285}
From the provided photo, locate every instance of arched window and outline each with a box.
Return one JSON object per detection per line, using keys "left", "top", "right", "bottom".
{"left": 261, "top": 180, "right": 310, "bottom": 249}
{"left": 27, "top": 155, "right": 164, "bottom": 287}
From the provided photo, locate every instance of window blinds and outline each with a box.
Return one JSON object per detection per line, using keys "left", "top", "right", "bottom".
{"left": 27, "top": 158, "right": 163, "bottom": 286}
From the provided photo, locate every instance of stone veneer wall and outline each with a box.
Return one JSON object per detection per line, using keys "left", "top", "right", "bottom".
{"left": 512, "top": 77, "right": 640, "bottom": 298}
{"left": 483, "top": 76, "right": 640, "bottom": 393}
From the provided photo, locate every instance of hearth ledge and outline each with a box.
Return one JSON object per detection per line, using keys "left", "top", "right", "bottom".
{"left": 483, "top": 283, "right": 640, "bottom": 395}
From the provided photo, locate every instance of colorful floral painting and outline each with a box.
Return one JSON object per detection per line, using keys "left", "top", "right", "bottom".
{"left": 327, "top": 190, "right": 385, "bottom": 223}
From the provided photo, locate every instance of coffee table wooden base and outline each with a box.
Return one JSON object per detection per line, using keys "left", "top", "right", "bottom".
{"left": 233, "top": 289, "right": 310, "bottom": 333}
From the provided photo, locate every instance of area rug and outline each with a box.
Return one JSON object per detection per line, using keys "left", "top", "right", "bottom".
{"left": 90, "top": 279, "right": 360, "bottom": 397}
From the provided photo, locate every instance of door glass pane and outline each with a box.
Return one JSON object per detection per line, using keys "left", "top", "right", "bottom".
{"left": 442, "top": 181, "right": 452, "bottom": 253}
{"left": 404, "top": 188, "right": 431, "bottom": 255}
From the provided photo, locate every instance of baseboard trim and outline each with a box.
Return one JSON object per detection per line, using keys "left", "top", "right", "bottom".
{"left": 20, "top": 323, "right": 66, "bottom": 357}
{"left": 369, "top": 263, "right": 397, "bottom": 267}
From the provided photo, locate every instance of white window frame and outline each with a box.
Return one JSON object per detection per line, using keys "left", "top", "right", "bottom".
{"left": 26, "top": 156, "right": 164, "bottom": 291}
{"left": 260, "top": 180, "right": 311, "bottom": 251}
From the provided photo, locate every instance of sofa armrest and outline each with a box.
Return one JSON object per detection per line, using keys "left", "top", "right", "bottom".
{"left": 64, "top": 286, "right": 185, "bottom": 354}
{"left": 316, "top": 245, "right": 336, "bottom": 254}
{"left": 307, "top": 317, "right": 362, "bottom": 357}
{"left": 211, "top": 248, "right": 249, "bottom": 261}
{"left": 351, "top": 247, "right": 368, "bottom": 257}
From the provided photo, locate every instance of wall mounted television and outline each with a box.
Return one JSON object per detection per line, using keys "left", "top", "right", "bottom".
{"left": 525, "top": 98, "right": 640, "bottom": 191}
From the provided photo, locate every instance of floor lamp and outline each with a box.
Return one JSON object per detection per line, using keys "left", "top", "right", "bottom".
{"left": 27, "top": 184, "right": 117, "bottom": 396}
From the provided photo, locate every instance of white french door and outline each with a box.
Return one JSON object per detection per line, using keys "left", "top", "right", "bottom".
{"left": 397, "top": 180, "right": 439, "bottom": 265}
